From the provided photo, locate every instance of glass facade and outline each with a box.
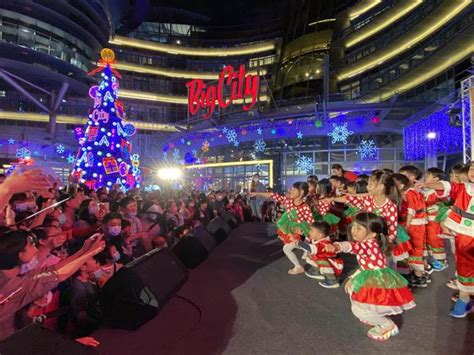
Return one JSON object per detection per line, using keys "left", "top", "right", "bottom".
{"left": 344, "top": 0, "right": 443, "bottom": 64}
{"left": 281, "top": 146, "right": 406, "bottom": 190}
{"left": 184, "top": 162, "right": 271, "bottom": 192}
{"left": 340, "top": 5, "right": 473, "bottom": 100}
{"left": 0, "top": 10, "right": 95, "bottom": 71}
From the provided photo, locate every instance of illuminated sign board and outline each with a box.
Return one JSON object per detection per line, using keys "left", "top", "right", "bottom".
{"left": 186, "top": 65, "right": 259, "bottom": 118}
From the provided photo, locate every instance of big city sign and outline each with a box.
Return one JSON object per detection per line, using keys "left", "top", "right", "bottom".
{"left": 186, "top": 65, "right": 260, "bottom": 118}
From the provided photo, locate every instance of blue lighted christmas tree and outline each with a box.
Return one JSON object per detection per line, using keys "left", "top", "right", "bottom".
{"left": 72, "top": 48, "right": 141, "bottom": 191}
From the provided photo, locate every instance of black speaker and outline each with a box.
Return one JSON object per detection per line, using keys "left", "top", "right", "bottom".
{"left": 221, "top": 211, "right": 240, "bottom": 228}
{"left": 206, "top": 216, "right": 232, "bottom": 244}
{"left": 0, "top": 324, "right": 97, "bottom": 355}
{"left": 99, "top": 248, "right": 188, "bottom": 330}
{"left": 173, "top": 227, "right": 216, "bottom": 269}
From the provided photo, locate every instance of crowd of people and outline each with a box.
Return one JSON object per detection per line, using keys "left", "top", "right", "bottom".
{"left": 0, "top": 169, "right": 260, "bottom": 347}
{"left": 252, "top": 163, "right": 474, "bottom": 341}
{"left": 0, "top": 162, "right": 472, "bottom": 345}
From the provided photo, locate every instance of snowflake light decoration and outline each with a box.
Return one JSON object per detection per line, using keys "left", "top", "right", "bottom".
{"left": 202, "top": 140, "right": 210, "bottom": 152}
{"left": 295, "top": 155, "right": 313, "bottom": 173}
{"left": 233, "top": 141, "right": 239, "bottom": 147}
{"left": 172, "top": 148, "right": 181, "bottom": 162}
{"left": 8, "top": 138, "right": 15, "bottom": 144}
{"left": 358, "top": 139, "right": 378, "bottom": 159}
{"left": 327, "top": 123, "right": 354, "bottom": 144}
{"left": 225, "top": 129, "right": 238, "bottom": 143}
{"left": 254, "top": 139, "right": 266, "bottom": 152}
{"left": 257, "top": 128, "right": 263, "bottom": 135}
{"left": 56, "top": 144, "right": 65, "bottom": 154}
{"left": 16, "top": 147, "right": 31, "bottom": 159}
{"left": 296, "top": 131, "right": 303, "bottom": 139}
{"left": 222, "top": 127, "right": 228, "bottom": 134}
{"left": 66, "top": 154, "right": 76, "bottom": 164}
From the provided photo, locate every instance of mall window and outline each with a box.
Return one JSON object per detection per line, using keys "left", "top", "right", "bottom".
{"left": 249, "top": 55, "right": 275, "bottom": 68}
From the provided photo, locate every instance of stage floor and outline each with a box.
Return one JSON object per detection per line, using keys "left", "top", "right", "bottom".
{"left": 93, "top": 223, "right": 474, "bottom": 355}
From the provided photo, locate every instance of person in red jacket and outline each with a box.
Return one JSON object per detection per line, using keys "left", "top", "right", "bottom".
{"left": 331, "top": 164, "right": 358, "bottom": 182}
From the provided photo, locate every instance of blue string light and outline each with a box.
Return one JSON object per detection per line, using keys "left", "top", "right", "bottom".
{"left": 403, "top": 104, "right": 466, "bottom": 160}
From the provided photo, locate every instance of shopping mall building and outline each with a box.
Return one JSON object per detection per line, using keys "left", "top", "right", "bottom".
{"left": 0, "top": 0, "right": 472, "bottom": 190}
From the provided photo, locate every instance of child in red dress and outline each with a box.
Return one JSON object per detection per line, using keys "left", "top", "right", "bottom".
{"left": 325, "top": 212, "right": 415, "bottom": 341}
{"left": 327, "top": 171, "right": 412, "bottom": 263}
{"left": 252, "top": 182, "right": 314, "bottom": 275}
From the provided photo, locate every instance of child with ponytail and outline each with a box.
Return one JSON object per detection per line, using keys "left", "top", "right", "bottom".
{"left": 252, "top": 182, "right": 314, "bottom": 275}
{"left": 325, "top": 171, "right": 412, "bottom": 264}
{"left": 325, "top": 212, "right": 415, "bottom": 341}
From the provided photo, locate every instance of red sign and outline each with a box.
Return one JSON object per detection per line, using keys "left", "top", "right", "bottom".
{"left": 186, "top": 65, "right": 259, "bottom": 119}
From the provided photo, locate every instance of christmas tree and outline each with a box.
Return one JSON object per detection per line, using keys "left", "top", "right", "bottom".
{"left": 72, "top": 48, "right": 141, "bottom": 191}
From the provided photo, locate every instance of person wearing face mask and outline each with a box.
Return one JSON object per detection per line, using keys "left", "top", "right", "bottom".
{"left": 140, "top": 203, "right": 165, "bottom": 251}
{"left": 10, "top": 193, "right": 29, "bottom": 213}
{"left": 249, "top": 173, "right": 266, "bottom": 221}
{"left": 19, "top": 226, "right": 67, "bottom": 331}
{"left": 119, "top": 197, "right": 147, "bottom": 257}
{"left": 0, "top": 230, "right": 105, "bottom": 340}
{"left": 101, "top": 212, "right": 130, "bottom": 263}
{"left": 94, "top": 244, "right": 123, "bottom": 287}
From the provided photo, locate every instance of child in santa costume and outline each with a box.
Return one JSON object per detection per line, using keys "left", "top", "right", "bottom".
{"left": 421, "top": 167, "right": 449, "bottom": 271}
{"left": 325, "top": 212, "right": 415, "bottom": 341}
{"left": 252, "top": 182, "right": 314, "bottom": 275}
{"left": 299, "top": 221, "right": 343, "bottom": 288}
{"left": 393, "top": 173, "right": 428, "bottom": 288}
{"left": 419, "top": 163, "right": 474, "bottom": 318}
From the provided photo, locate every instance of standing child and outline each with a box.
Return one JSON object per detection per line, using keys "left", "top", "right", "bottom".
{"left": 312, "top": 179, "right": 341, "bottom": 229}
{"left": 421, "top": 167, "right": 449, "bottom": 271}
{"left": 325, "top": 212, "right": 415, "bottom": 341}
{"left": 252, "top": 182, "right": 314, "bottom": 275}
{"left": 397, "top": 166, "right": 429, "bottom": 286}
{"left": 392, "top": 173, "right": 428, "bottom": 286}
{"left": 300, "top": 221, "right": 343, "bottom": 288}
{"left": 419, "top": 163, "right": 474, "bottom": 318}
{"left": 327, "top": 171, "right": 411, "bottom": 264}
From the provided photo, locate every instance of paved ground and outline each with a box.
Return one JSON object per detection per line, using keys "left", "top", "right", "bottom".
{"left": 94, "top": 223, "right": 474, "bottom": 355}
